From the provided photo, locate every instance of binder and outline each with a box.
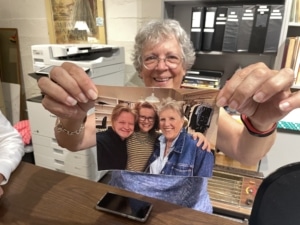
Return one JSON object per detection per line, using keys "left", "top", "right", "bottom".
{"left": 190, "top": 6, "right": 205, "bottom": 51}
{"left": 211, "top": 7, "right": 228, "bottom": 51}
{"left": 202, "top": 7, "right": 217, "bottom": 51}
{"left": 284, "top": 37, "right": 296, "bottom": 69}
{"left": 222, "top": 6, "right": 243, "bottom": 52}
{"left": 281, "top": 38, "right": 290, "bottom": 68}
{"left": 263, "top": 5, "right": 284, "bottom": 53}
{"left": 236, "top": 5, "right": 255, "bottom": 52}
{"left": 248, "top": 5, "right": 271, "bottom": 53}
{"left": 291, "top": 37, "right": 300, "bottom": 68}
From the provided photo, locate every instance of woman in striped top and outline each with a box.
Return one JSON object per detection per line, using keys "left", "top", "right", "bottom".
{"left": 126, "top": 101, "right": 160, "bottom": 172}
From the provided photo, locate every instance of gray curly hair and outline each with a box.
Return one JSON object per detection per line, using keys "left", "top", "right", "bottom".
{"left": 132, "top": 19, "right": 195, "bottom": 73}
{"left": 157, "top": 97, "right": 185, "bottom": 118}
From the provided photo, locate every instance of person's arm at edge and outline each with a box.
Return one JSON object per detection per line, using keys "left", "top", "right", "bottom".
{"left": 55, "top": 113, "right": 97, "bottom": 151}
{"left": 216, "top": 108, "right": 276, "bottom": 166}
{"left": 0, "top": 112, "right": 25, "bottom": 186}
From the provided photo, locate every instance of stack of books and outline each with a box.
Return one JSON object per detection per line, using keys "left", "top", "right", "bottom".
{"left": 181, "top": 70, "right": 223, "bottom": 89}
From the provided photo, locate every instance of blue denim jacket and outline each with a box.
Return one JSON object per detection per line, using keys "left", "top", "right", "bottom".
{"left": 108, "top": 170, "right": 213, "bottom": 214}
{"left": 147, "top": 128, "right": 214, "bottom": 177}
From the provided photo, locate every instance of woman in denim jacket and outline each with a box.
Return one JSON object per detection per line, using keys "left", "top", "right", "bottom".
{"left": 147, "top": 97, "right": 214, "bottom": 177}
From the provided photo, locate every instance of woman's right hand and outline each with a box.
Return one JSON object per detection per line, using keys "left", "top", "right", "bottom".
{"left": 38, "top": 62, "right": 98, "bottom": 121}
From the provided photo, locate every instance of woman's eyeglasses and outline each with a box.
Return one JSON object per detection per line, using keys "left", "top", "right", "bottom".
{"left": 139, "top": 116, "right": 154, "bottom": 122}
{"left": 142, "top": 54, "right": 183, "bottom": 70}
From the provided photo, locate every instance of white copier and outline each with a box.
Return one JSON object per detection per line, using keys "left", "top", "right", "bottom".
{"left": 31, "top": 44, "right": 125, "bottom": 85}
{"left": 28, "top": 44, "right": 125, "bottom": 181}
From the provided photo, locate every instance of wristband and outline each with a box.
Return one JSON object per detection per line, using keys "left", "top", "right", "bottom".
{"left": 240, "top": 114, "right": 277, "bottom": 137}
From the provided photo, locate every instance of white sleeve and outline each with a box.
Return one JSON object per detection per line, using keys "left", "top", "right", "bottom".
{"left": 0, "top": 111, "right": 25, "bottom": 185}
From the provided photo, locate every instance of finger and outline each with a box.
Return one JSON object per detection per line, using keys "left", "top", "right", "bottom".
{"left": 217, "top": 62, "right": 270, "bottom": 107}
{"left": 202, "top": 141, "right": 211, "bottom": 152}
{"left": 195, "top": 137, "right": 203, "bottom": 147}
{"left": 279, "top": 90, "right": 300, "bottom": 112}
{"left": 38, "top": 76, "right": 78, "bottom": 107}
{"left": 50, "top": 63, "right": 98, "bottom": 102}
{"left": 252, "top": 68, "right": 294, "bottom": 103}
{"left": 61, "top": 62, "right": 98, "bottom": 100}
{"left": 227, "top": 66, "right": 275, "bottom": 113}
{"left": 50, "top": 64, "right": 89, "bottom": 103}
{"left": 41, "top": 94, "right": 84, "bottom": 120}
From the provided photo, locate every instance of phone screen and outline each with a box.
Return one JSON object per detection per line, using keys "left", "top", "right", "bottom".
{"left": 96, "top": 192, "right": 153, "bottom": 222}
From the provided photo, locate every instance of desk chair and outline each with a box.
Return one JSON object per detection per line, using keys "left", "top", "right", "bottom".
{"left": 249, "top": 162, "right": 300, "bottom": 225}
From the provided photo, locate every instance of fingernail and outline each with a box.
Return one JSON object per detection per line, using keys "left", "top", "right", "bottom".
{"left": 78, "top": 93, "right": 88, "bottom": 103}
{"left": 216, "top": 97, "right": 227, "bottom": 107}
{"left": 229, "top": 100, "right": 238, "bottom": 110}
{"left": 66, "top": 96, "right": 77, "bottom": 106}
{"left": 88, "top": 89, "right": 98, "bottom": 100}
{"left": 253, "top": 92, "right": 265, "bottom": 103}
{"left": 279, "top": 102, "right": 291, "bottom": 111}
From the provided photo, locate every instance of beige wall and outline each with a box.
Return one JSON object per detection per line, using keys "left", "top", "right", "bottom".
{"left": 0, "top": 0, "right": 162, "bottom": 101}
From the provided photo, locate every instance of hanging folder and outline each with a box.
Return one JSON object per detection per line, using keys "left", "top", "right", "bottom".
{"left": 211, "top": 7, "right": 228, "bottom": 51}
{"left": 248, "top": 5, "right": 271, "bottom": 53}
{"left": 263, "top": 5, "right": 284, "bottom": 53}
{"left": 190, "top": 6, "right": 205, "bottom": 51}
{"left": 202, "top": 7, "right": 217, "bottom": 51}
{"left": 222, "top": 6, "right": 243, "bottom": 52}
{"left": 236, "top": 5, "right": 255, "bottom": 52}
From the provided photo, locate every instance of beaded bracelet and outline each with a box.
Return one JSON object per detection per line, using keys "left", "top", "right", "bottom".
{"left": 240, "top": 114, "right": 277, "bottom": 137}
{"left": 55, "top": 116, "right": 87, "bottom": 136}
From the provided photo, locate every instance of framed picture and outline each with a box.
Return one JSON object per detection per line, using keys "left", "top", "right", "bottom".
{"left": 45, "top": 0, "right": 106, "bottom": 44}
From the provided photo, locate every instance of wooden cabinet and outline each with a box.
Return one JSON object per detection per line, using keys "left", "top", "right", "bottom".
{"left": 162, "top": 0, "right": 292, "bottom": 87}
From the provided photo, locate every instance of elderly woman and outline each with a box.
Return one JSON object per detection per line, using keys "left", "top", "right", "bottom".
{"left": 37, "top": 19, "right": 293, "bottom": 166}
{"left": 147, "top": 97, "right": 214, "bottom": 177}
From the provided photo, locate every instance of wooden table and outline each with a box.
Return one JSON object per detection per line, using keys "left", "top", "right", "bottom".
{"left": 0, "top": 162, "right": 244, "bottom": 225}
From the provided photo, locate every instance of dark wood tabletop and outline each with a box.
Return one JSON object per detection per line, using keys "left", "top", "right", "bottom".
{"left": 0, "top": 162, "right": 243, "bottom": 225}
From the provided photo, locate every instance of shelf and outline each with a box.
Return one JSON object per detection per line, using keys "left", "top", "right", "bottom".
{"left": 164, "top": 0, "right": 285, "bottom": 5}
{"left": 163, "top": 0, "right": 292, "bottom": 85}
{"left": 292, "top": 84, "right": 300, "bottom": 89}
{"left": 288, "top": 22, "right": 300, "bottom": 27}
{"left": 195, "top": 51, "right": 277, "bottom": 56}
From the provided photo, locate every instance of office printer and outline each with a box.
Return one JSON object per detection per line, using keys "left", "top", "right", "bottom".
{"left": 31, "top": 44, "right": 125, "bottom": 85}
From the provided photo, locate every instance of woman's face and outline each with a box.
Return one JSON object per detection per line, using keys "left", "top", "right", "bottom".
{"left": 138, "top": 107, "right": 156, "bottom": 133}
{"left": 140, "top": 36, "right": 186, "bottom": 89}
{"left": 112, "top": 112, "right": 135, "bottom": 140}
{"left": 159, "top": 108, "right": 184, "bottom": 142}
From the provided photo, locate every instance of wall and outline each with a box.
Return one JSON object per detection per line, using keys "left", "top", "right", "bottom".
{"left": 259, "top": 109, "right": 300, "bottom": 177}
{"left": 0, "top": 0, "right": 162, "bottom": 101}
{"left": 0, "top": 0, "right": 49, "bottom": 100}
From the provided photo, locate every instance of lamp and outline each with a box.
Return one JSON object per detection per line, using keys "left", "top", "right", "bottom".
{"left": 145, "top": 89, "right": 160, "bottom": 103}
{"left": 74, "top": 21, "right": 91, "bottom": 34}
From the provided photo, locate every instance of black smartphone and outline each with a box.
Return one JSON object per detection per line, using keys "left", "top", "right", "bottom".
{"left": 96, "top": 192, "right": 153, "bottom": 222}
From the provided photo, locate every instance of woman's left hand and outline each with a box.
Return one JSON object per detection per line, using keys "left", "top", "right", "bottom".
{"left": 216, "top": 62, "right": 296, "bottom": 130}
{"left": 192, "top": 132, "right": 211, "bottom": 151}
